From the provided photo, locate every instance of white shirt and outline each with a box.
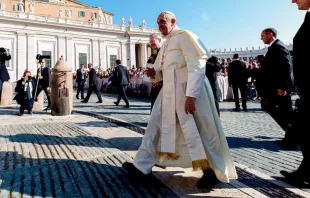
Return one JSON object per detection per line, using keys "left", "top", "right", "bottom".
{"left": 23, "top": 81, "right": 33, "bottom": 98}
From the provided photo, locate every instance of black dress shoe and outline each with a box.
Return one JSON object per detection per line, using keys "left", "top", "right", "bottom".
{"left": 196, "top": 169, "right": 220, "bottom": 189}
{"left": 114, "top": 102, "right": 119, "bottom": 106}
{"left": 243, "top": 107, "right": 248, "bottom": 112}
{"left": 124, "top": 105, "right": 130, "bottom": 108}
{"left": 280, "top": 170, "right": 308, "bottom": 187}
{"left": 81, "top": 100, "right": 87, "bottom": 103}
{"left": 122, "top": 162, "right": 150, "bottom": 180}
{"left": 43, "top": 107, "right": 51, "bottom": 112}
{"left": 233, "top": 108, "right": 241, "bottom": 111}
{"left": 76, "top": 95, "right": 80, "bottom": 99}
{"left": 96, "top": 101, "right": 103, "bottom": 103}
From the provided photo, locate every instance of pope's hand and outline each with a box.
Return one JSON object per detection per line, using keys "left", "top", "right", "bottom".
{"left": 185, "top": 96, "right": 196, "bottom": 114}
{"left": 145, "top": 68, "right": 156, "bottom": 78}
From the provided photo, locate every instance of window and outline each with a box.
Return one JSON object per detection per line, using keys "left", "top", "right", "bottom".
{"left": 42, "top": 51, "right": 52, "bottom": 68}
{"left": 79, "top": 53, "right": 87, "bottom": 69}
{"left": 78, "top": 11, "right": 85, "bottom": 17}
{"left": 109, "top": 55, "right": 117, "bottom": 68}
{"left": 5, "top": 49, "right": 10, "bottom": 68}
{"left": 93, "top": 13, "right": 97, "bottom": 18}
{"left": 0, "top": 3, "right": 5, "bottom": 10}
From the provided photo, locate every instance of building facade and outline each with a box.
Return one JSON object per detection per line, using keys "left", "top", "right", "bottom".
{"left": 0, "top": 0, "right": 157, "bottom": 82}
{"left": 211, "top": 44, "right": 293, "bottom": 62}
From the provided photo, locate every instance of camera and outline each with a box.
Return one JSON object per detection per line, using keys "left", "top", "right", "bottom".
{"left": 28, "top": 76, "right": 32, "bottom": 81}
{"left": 36, "top": 54, "right": 51, "bottom": 63}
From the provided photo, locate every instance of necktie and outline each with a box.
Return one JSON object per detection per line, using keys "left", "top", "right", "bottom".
{"left": 27, "top": 82, "right": 31, "bottom": 100}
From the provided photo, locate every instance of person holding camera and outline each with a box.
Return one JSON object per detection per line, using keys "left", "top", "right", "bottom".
{"left": 0, "top": 47, "right": 11, "bottom": 101}
{"left": 14, "top": 71, "right": 36, "bottom": 116}
{"left": 36, "top": 59, "right": 51, "bottom": 110}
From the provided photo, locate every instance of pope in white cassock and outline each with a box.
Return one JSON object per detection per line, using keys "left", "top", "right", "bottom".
{"left": 123, "top": 11, "right": 238, "bottom": 188}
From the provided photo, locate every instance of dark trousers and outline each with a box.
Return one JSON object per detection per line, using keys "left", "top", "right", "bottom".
{"left": 76, "top": 81, "right": 85, "bottom": 99}
{"left": 116, "top": 85, "right": 129, "bottom": 105}
{"left": 20, "top": 99, "right": 34, "bottom": 114}
{"left": 0, "top": 79, "right": 2, "bottom": 101}
{"left": 210, "top": 82, "right": 220, "bottom": 116}
{"left": 296, "top": 99, "right": 310, "bottom": 177}
{"left": 84, "top": 85, "right": 102, "bottom": 103}
{"left": 150, "top": 84, "right": 162, "bottom": 112}
{"left": 37, "top": 86, "right": 51, "bottom": 107}
{"left": 266, "top": 95, "right": 296, "bottom": 143}
{"left": 232, "top": 83, "right": 247, "bottom": 109}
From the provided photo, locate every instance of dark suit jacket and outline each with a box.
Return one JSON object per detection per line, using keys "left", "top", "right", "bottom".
{"left": 88, "top": 68, "right": 98, "bottom": 87}
{"left": 293, "top": 12, "right": 310, "bottom": 100}
{"left": 0, "top": 64, "right": 10, "bottom": 82}
{"left": 261, "top": 39, "right": 294, "bottom": 97}
{"left": 13, "top": 78, "right": 36, "bottom": 104}
{"left": 113, "top": 65, "right": 129, "bottom": 86}
{"left": 228, "top": 60, "right": 248, "bottom": 85}
{"left": 38, "top": 66, "right": 51, "bottom": 88}
{"left": 76, "top": 68, "right": 87, "bottom": 83}
{"left": 206, "top": 56, "right": 221, "bottom": 86}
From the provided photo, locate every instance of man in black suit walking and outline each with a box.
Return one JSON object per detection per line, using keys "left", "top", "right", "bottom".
{"left": 260, "top": 28, "right": 295, "bottom": 148}
{"left": 280, "top": 0, "right": 310, "bottom": 187}
{"left": 228, "top": 54, "right": 248, "bottom": 111}
{"left": 76, "top": 64, "right": 87, "bottom": 99}
{"left": 81, "top": 63, "right": 102, "bottom": 103}
{"left": 36, "top": 59, "right": 51, "bottom": 110}
{"left": 0, "top": 47, "right": 11, "bottom": 101}
{"left": 113, "top": 59, "right": 130, "bottom": 108}
{"left": 148, "top": 34, "right": 163, "bottom": 112}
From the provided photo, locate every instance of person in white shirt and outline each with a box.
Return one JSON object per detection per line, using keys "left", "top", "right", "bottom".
{"left": 123, "top": 11, "right": 237, "bottom": 189}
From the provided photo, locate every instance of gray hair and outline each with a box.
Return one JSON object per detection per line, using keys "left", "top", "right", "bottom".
{"left": 150, "top": 34, "right": 162, "bottom": 41}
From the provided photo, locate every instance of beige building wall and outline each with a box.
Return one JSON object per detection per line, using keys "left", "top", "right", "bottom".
{"left": 1, "top": 0, "right": 112, "bottom": 23}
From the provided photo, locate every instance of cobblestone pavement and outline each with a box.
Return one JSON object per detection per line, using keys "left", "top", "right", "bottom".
{"left": 73, "top": 93, "right": 307, "bottom": 191}
{"left": 0, "top": 108, "right": 178, "bottom": 198}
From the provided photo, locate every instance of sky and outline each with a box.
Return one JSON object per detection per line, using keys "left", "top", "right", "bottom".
{"left": 79, "top": 0, "right": 305, "bottom": 50}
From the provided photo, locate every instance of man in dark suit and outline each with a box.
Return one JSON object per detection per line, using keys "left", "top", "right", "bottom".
{"left": 113, "top": 59, "right": 130, "bottom": 108}
{"left": 228, "top": 54, "right": 248, "bottom": 111}
{"left": 81, "top": 63, "right": 102, "bottom": 103}
{"left": 0, "top": 47, "right": 11, "bottom": 101}
{"left": 206, "top": 56, "right": 221, "bottom": 116}
{"left": 260, "top": 28, "right": 296, "bottom": 148}
{"left": 76, "top": 64, "right": 87, "bottom": 99}
{"left": 280, "top": 0, "right": 310, "bottom": 187}
{"left": 36, "top": 59, "right": 51, "bottom": 110}
{"left": 14, "top": 71, "right": 36, "bottom": 116}
{"left": 148, "top": 34, "right": 163, "bottom": 112}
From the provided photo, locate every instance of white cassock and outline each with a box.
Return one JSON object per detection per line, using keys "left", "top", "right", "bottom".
{"left": 133, "top": 27, "right": 238, "bottom": 183}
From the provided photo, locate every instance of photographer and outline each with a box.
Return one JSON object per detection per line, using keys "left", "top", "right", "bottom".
{"left": 0, "top": 47, "right": 11, "bottom": 101}
{"left": 14, "top": 71, "right": 36, "bottom": 116}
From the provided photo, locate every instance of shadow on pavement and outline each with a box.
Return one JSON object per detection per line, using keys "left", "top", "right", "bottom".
{"left": 0, "top": 152, "right": 177, "bottom": 197}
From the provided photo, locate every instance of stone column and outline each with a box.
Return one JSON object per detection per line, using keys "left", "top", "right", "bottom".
{"left": 27, "top": 34, "right": 36, "bottom": 75}
{"left": 141, "top": 43, "right": 148, "bottom": 68}
{"left": 17, "top": 33, "right": 27, "bottom": 80}
{"left": 121, "top": 42, "right": 127, "bottom": 66}
{"left": 99, "top": 40, "right": 107, "bottom": 71}
{"left": 129, "top": 42, "right": 136, "bottom": 68}
{"left": 58, "top": 36, "right": 66, "bottom": 60}
{"left": 91, "top": 39, "right": 99, "bottom": 68}
{"left": 66, "top": 37, "right": 73, "bottom": 70}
